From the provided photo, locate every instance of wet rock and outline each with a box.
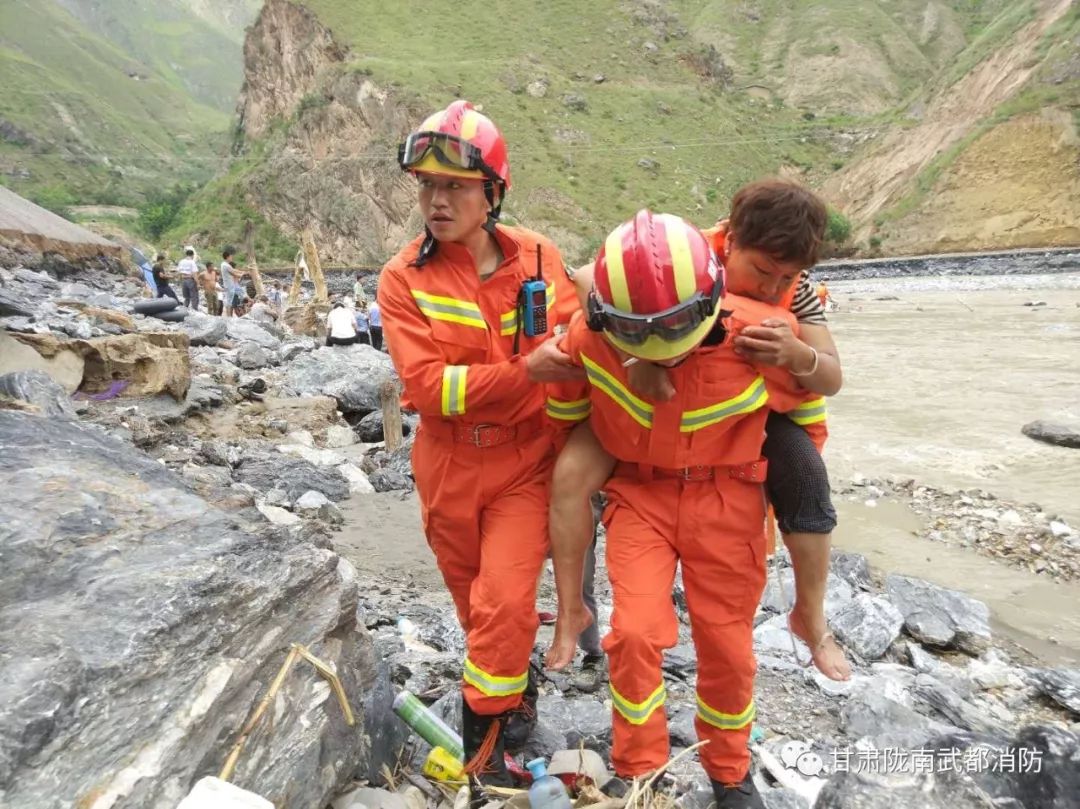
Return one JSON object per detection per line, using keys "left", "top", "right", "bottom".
{"left": 257, "top": 501, "right": 302, "bottom": 526}
{"left": 279, "top": 338, "right": 316, "bottom": 363}
{"left": 840, "top": 688, "right": 955, "bottom": 749}
{"left": 283, "top": 344, "right": 396, "bottom": 414}
{"left": 1026, "top": 667, "right": 1080, "bottom": 715}
{"left": 831, "top": 593, "right": 903, "bottom": 660}
{"left": 761, "top": 789, "right": 809, "bottom": 809}
{"left": 279, "top": 443, "right": 343, "bottom": 467}
{"left": 179, "top": 312, "right": 227, "bottom": 346}
{"left": 663, "top": 643, "right": 697, "bottom": 676}
{"left": 325, "top": 424, "right": 356, "bottom": 448}
{"left": 0, "top": 369, "right": 75, "bottom": 416}
{"left": 536, "top": 694, "right": 611, "bottom": 746}
{"left": 761, "top": 569, "right": 853, "bottom": 617}
{"left": 913, "top": 674, "right": 1005, "bottom": 734}
{"left": 286, "top": 429, "right": 317, "bottom": 448}
{"left": 236, "top": 453, "right": 350, "bottom": 501}
{"left": 830, "top": 550, "right": 873, "bottom": 592}
{"left": 338, "top": 463, "right": 375, "bottom": 494}
{"left": 669, "top": 705, "right": 697, "bottom": 747}
{"left": 885, "top": 575, "right": 991, "bottom": 655}
{"left": 0, "top": 411, "right": 374, "bottom": 808}
{"left": 1022, "top": 420, "right": 1080, "bottom": 449}
{"left": 225, "top": 318, "right": 281, "bottom": 350}
{"left": 355, "top": 409, "right": 414, "bottom": 442}
{"left": 369, "top": 468, "right": 413, "bottom": 492}
{"left": 236, "top": 342, "right": 272, "bottom": 370}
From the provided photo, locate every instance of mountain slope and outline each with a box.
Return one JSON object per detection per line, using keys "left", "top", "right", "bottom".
{"left": 172, "top": 0, "right": 1080, "bottom": 263}
{"left": 52, "top": 0, "right": 261, "bottom": 111}
{"left": 0, "top": 0, "right": 233, "bottom": 210}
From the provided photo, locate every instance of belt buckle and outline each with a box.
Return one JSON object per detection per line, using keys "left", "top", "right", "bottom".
{"left": 681, "top": 464, "right": 713, "bottom": 481}
{"left": 472, "top": 423, "right": 507, "bottom": 448}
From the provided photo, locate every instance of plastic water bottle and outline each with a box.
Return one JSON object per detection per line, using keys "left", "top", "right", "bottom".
{"left": 525, "top": 758, "right": 572, "bottom": 809}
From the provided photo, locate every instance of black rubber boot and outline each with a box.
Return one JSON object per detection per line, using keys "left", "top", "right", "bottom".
{"left": 711, "top": 773, "right": 765, "bottom": 809}
{"left": 502, "top": 664, "right": 539, "bottom": 753}
{"left": 462, "top": 696, "right": 511, "bottom": 809}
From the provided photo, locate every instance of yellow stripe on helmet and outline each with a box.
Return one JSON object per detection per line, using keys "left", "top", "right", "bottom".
{"left": 460, "top": 109, "right": 480, "bottom": 141}
{"left": 603, "top": 223, "right": 632, "bottom": 312}
{"left": 659, "top": 213, "right": 697, "bottom": 304}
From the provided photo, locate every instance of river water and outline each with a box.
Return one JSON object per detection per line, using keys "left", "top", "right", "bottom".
{"left": 824, "top": 272, "right": 1080, "bottom": 664}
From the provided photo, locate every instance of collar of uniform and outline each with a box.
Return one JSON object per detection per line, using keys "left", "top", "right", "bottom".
{"left": 433, "top": 224, "right": 522, "bottom": 271}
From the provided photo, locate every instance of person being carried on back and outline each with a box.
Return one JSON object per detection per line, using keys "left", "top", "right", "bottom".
{"left": 547, "top": 179, "right": 850, "bottom": 684}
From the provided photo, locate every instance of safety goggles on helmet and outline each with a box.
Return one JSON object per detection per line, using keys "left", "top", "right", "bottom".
{"left": 587, "top": 274, "right": 723, "bottom": 346}
{"left": 398, "top": 131, "right": 501, "bottom": 184}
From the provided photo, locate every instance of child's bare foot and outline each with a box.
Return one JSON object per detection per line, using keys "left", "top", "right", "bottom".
{"left": 788, "top": 607, "right": 851, "bottom": 681}
{"left": 544, "top": 602, "right": 594, "bottom": 670}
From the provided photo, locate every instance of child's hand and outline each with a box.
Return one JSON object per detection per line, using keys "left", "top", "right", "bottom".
{"left": 734, "top": 317, "right": 815, "bottom": 372}
{"left": 627, "top": 360, "right": 676, "bottom": 401}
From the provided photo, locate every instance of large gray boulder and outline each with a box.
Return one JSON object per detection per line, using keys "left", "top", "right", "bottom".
{"left": 0, "top": 411, "right": 375, "bottom": 808}
{"left": 831, "top": 593, "right": 903, "bottom": 660}
{"left": 885, "top": 575, "right": 991, "bottom": 655}
{"left": 181, "top": 312, "right": 228, "bottom": 347}
{"left": 1021, "top": 420, "right": 1080, "bottom": 449}
{"left": 0, "top": 370, "right": 75, "bottom": 417}
{"left": 225, "top": 318, "right": 281, "bottom": 350}
{"left": 235, "top": 452, "right": 350, "bottom": 502}
{"left": 283, "top": 344, "right": 396, "bottom": 414}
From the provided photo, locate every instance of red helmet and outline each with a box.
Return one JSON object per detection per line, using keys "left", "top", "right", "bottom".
{"left": 589, "top": 210, "right": 724, "bottom": 361}
{"left": 398, "top": 100, "right": 511, "bottom": 190}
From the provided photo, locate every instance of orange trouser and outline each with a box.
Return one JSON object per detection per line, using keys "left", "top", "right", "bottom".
{"left": 602, "top": 467, "right": 768, "bottom": 784}
{"left": 412, "top": 421, "right": 553, "bottom": 715}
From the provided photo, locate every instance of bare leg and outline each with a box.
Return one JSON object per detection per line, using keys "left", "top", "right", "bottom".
{"left": 784, "top": 531, "right": 850, "bottom": 680}
{"left": 546, "top": 422, "right": 615, "bottom": 670}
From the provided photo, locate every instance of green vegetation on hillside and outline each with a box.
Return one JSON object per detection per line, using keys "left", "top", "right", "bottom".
{"left": 0, "top": 0, "right": 231, "bottom": 209}
{"left": 54, "top": 0, "right": 261, "bottom": 111}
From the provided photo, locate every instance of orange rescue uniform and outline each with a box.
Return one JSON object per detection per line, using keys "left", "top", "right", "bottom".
{"left": 547, "top": 295, "right": 809, "bottom": 783}
{"left": 378, "top": 226, "right": 577, "bottom": 716}
{"left": 701, "top": 225, "right": 829, "bottom": 451}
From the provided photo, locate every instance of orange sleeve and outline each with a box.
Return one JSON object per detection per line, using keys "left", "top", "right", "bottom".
{"left": 377, "top": 268, "right": 536, "bottom": 420}
{"left": 544, "top": 312, "right": 591, "bottom": 431}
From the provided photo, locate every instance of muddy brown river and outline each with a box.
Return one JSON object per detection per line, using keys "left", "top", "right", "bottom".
{"left": 825, "top": 273, "right": 1080, "bottom": 665}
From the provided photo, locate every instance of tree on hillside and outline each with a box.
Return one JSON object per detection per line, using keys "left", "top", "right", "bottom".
{"left": 138, "top": 185, "right": 193, "bottom": 242}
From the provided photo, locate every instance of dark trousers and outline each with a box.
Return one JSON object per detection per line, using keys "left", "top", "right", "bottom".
{"left": 157, "top": 283, "right": 179, "bottom": 302}
{"left": 326, "top": 335, "right": 357, "bottom": 346}
{"left": 370, "top": 326, "right": 383, "bottom": 350}
{"left": 181, "top": 277, "right": 200, "bottom": 311}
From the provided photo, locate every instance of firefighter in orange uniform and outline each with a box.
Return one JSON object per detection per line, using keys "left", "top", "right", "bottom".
{"left": 376, "top": 100, "right": 580, "bottom": 798}
{"left": 545, "top": 210, "right": 812, "bottom": 808}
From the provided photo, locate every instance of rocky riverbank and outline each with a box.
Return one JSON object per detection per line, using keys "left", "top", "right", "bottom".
{"left": 2, "top": 256, "right": 1078, "bottom": 808}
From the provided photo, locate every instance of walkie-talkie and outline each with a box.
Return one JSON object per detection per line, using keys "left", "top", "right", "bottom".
{"left": 521, "top": 245, "right": 548, "bottom": 337}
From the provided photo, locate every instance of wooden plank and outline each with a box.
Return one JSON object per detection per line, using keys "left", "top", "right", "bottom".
{"left": 301, "top": 228, "right": 329, "bottom": 303}
{"left": 380, "top": 378, "right": 403, "bottom": 452}
{"left": 242, "top": 219, "right": 265, "bottom": 298}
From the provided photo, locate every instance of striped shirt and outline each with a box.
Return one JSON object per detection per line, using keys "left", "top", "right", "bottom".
{"left": 789, "top": 272, "right": 827, "bottom": 325}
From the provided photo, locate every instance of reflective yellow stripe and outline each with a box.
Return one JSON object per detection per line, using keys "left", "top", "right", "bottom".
{"left": 411, "top": 289, "right": 487, "bottom": 330}
{"left": 788, "top": 397, "right": 827, "bottom": 426}
{"left": 696, "top": 695, "right": 755, "bottom": 730}
{"left": 603, "top": 224, "right": 632, "bottom": 311}
{"left": 441, "top": 366, "right": 466, "bottom": 416}
{"left": 680, "top": 375, "right": 768, "bottom": 433}
{"left": 581, "top": 353, "right": 653, "bottom": 429}
{"left": 463, "top": 657, "right": 528, "bottom": 697}
{"left": 659, "top": 213, "right": 696, "bottom": 303}
{"left": 610, "top": 682, "right": 666, "bottom": 726}
{"left": 546, "top": 397, "right": 591, "bottom": 422}
{"left": 499, "top": 284, "right": 556, "bottom": 336}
